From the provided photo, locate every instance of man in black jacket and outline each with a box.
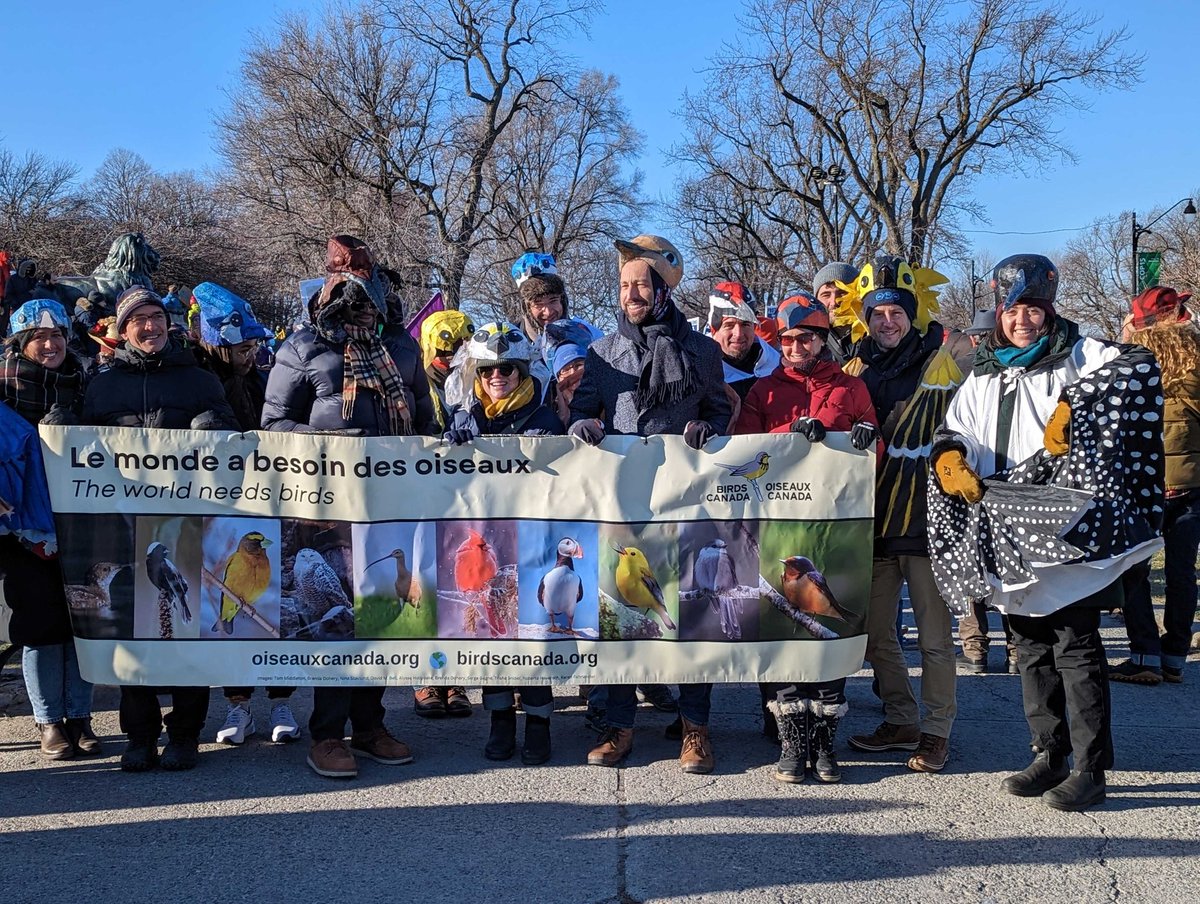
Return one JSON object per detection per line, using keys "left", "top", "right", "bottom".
{"left": 82, "top": 287, "right": 239, "bottom": 773}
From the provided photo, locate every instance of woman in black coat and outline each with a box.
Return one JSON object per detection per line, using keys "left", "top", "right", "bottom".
{"left": 0, "top": 299, "right": 99, "bottom": 760}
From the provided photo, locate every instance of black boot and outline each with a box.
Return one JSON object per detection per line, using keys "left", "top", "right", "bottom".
{"left": 809, "top": 703, "right": 845, "bottom": 784}
{"left": 521, "top": 715, "right": 552, "bottom": 765}
{"left": 760, "top": 686, "right": 779, "bottom": 743}
{"left": 767, "top": 700, "right": 806, "bottom": 783}
{"left": 1043, "top": 770, "right": 1106, "bottom": 811}
{"left": 120, "top": 736, "right": 160, "bottom": 773}
{"left": 999, "top": 749, "right": 1070, "bottom": 797}
{"left": 484, "top": 708, "right": 517, "bottom": 761}
{"left": 160, "top": 736, "right": 199, "bottom": 771}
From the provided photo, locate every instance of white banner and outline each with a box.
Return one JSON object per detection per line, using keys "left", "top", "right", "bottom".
{"left": 41, "top": 427, "right": 874, "bottom": 686}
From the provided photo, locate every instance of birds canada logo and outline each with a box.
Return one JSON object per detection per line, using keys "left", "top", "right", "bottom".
{"left": 716, "top": 451, "right": 770, "bottom": 502}
{"left": 779, "top": 556, "right": 849, "bottom": 621}
{"left": 454, "top": 529, "right": 504, "bottom": 636}
{"left": 613, "top": 544, "right": 676, "bottom": 630}
{"left": 538, "top": 537, "right": 585, "bottom": 634}
{"left": 213, "top": 531, "right": 273, "bottom": 634}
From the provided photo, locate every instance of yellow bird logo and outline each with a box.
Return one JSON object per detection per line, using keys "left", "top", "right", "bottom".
{"left": 612, "top": 545, "right": 676, "bottom": 630}
{"left": 716, "top": 451, "right": 770, "bottom": 501}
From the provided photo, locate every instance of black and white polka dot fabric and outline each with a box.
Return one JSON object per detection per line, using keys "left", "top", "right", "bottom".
{"left": 929, "top": 346, "right": 1166, "bottom": 616}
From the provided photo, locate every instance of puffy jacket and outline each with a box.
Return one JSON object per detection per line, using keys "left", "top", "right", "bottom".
{"left": 1163, "top": 371, "right": 1200, "bottom": 493}
{"left": 568, "top": 324, "right": 731, "bottom": 437}
{"left": 447, "top": 380, "right": 565, "bottom": 438}
{"left": 262, "top": 325, "right": 434, "bottom": 436}
{"left": 734, "top": 358, "right": 878, "bottom": 436}
{"left": 81, "top": 336, "right": 238, "bottom": 429}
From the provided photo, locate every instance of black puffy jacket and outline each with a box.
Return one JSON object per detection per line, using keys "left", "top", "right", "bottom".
{"left": 81, "top": 336, "right": 238, "bottom": 429}
{"left": 262, "top": 325, "right": 434, "bottom": 436}
{"left": 447, "top": 380, "right": 565, "bottom": 438}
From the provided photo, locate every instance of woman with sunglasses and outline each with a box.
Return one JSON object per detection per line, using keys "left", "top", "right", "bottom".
{"left": 443, "top": 322, "right": 564, "bottom": 764}
{"left": 735, "top": 293, "right": 879, "bottom": 784}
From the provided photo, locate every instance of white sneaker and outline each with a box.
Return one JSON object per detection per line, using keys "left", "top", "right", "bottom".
{"left": 216, "top": 702, "right": 256, "bottom": 745}
{"left": 270, "top": 701, "right": 301, "bottom": 743}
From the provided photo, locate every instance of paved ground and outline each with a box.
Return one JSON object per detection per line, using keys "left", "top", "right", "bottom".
{"left": 1, "top": 614, "right": 1197, "bottom": 904}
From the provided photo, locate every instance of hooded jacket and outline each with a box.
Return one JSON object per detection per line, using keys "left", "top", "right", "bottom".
{"left": 81, "top": 336, "right": 238, "bottom": 429}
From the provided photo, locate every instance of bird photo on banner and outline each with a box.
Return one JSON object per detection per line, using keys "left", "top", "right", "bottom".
{"left": 352, "top": 521, "right": 438, "bottom": 639}
{"left": 435, "top": 520, "right": 519, "bottom": 639}
{"left": 517, "top": 521, "right": 601, "bottom": 640}
{"left": 199, "top": 517, "right": 281, "bottom": 640}
{"left": 598, "top": 523, "right": 680, "bottom": 640}
{"left": 133, "top": 515, "right": 202, "bottom": 640}
{"left": 56, "top": 513, "right": 137, "bottom": 640}
{"left": 677, "top": 521, "right": 761, "bottom": 641}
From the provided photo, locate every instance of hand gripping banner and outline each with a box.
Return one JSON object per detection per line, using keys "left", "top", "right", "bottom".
{"left": 40, "top": 427, "right": 874, "bottom": 687}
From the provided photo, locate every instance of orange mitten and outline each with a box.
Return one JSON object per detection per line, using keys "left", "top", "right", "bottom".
{"left": 933, "top": 449, "right": 984, "bottom": 505}
{"left": 1043, "top": 400, "right": 1072, "bottom": 456}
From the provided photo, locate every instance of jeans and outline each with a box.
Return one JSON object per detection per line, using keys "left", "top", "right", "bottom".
{"left": 119, "top": 686, "right": 210, "bottom": 742}
{"left": 22, "top": 643, "right": 93, "bottom": 724}
{"left": 483, "top": 686, "right": 553, "bottom": 718}
{"left": 1120, "top": 492, "right": 1200, "bottom": 669}
{"left": 309, "top": 687, "right": 385, "bottom": 742}
{"left": 866, "top": 556, "right": 957, "bottom": 738}
{"left": 604, "top": 683, "right": 712, "bottom": 729}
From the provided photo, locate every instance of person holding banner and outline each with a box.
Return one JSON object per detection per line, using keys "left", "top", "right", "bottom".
{"left": 570, "top": 234, "right": 731, "bottom": 773}
{"left": 1, "top": 299, "right": 101, "bottom": 760}
{"left": 734, "top": 293, "right": 879, "bottom": 783}
{"left": 264, "top": 235, "right": 434, "bottom": 779}
{"left": 81, "top": 286, "right": 240, "bottom": 771}
{"left": 442, "top": 322, "right": 565, "bottom": 763}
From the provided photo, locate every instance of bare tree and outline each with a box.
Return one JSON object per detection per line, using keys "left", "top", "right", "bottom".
{"left": 674, "top": 0, "right": 1141, "bottom": 280}
{"left": 0, "top": 143, "right": 82, "bottom": 263}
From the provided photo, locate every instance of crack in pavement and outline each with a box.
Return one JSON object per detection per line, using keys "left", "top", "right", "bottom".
{"left": 1082, "top": 811, "right": 1120, "bottom": 902}
{"left": 615, "top": 768, "right": 642, "bottom": 904}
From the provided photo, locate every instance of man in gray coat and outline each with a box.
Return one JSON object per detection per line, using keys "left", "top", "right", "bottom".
{"left": 569, "top": 234, "right": 731, "bottom": 774}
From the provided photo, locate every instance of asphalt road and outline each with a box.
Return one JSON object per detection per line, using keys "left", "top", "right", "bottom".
{"left": 1, "top": 615, "right": 1197, "bottom": 904}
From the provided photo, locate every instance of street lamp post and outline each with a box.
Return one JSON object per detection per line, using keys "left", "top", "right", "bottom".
{"left": 810, "top": 163, "right": 848, "bottom": 259}
{"left": 1132, "top": 197, "right": 1197, "bottom": 292}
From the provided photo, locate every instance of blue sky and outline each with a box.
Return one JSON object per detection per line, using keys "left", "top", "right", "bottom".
{"left": 4, "top": 0, "right": 1196, "bottom": 264}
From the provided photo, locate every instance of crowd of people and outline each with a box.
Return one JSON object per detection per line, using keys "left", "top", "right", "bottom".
{"left": 0, "top": 231, "right": 1194, "bottom": 813}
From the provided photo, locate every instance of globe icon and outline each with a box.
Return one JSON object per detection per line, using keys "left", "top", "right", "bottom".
{"left": 430, "top": 651, "right": 447, "bottom": 669}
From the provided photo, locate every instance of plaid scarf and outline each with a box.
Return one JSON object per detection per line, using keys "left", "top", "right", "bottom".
{"left": 342, "top": 325, "right": 413, "bottom": 435}
{"left": 0, "top": 347, "right": 84, "bottom": 425}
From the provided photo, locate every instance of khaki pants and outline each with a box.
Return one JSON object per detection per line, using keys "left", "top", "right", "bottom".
{"left": 866, "top": 555, "right": 957, "bottom": 739}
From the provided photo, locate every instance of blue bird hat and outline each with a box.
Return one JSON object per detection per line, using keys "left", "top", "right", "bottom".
{"left": 193, "top": 282, "right": 270, "bottom": 347}
{"left": 7, "top": 298, "right": 71, "bottom": 338}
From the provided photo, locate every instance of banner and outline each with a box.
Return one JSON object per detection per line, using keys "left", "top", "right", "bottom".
{"left": 1137, "top": 251, "right": 1162, "bottom": 293}
{"left": 40, "top": 427, "right": 874, "bottom": 687}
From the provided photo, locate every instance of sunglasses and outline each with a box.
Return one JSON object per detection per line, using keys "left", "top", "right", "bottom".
{"left": 780, "top": 332, "right": 820, "bottom": 345}
{"left": 479, "top": 363, "right": 518, "bottom": 378}
{"left": 346, "top": 299, "right": 375, "bottom": 313}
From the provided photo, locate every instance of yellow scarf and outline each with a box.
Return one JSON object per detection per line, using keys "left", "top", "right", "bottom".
{"left": 478, "top": 375, "right": 536, "bottom": 422}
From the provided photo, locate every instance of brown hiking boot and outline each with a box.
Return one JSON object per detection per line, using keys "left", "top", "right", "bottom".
{"left": 848, "top": 721, "right": 921, "bottom": 752}
{"left": 587, "top": 727, "right": 633, "bottom": 767}
{"left": 413, "top": 686, "right": 447, "bottom": 718}
{"left": 679, "top": 717, "right": 715, "bottom": 774}
{"left": 350, "top": 726, "right": 414, "bottom": 765}
{"left": 444, "top": 686, "right": 473, "bottom": 716}
{"left": 907, "top": 733, "right": 950, "bottom": 772}
{"left": 307, "top": 739, "right": 358, "bottom": 778}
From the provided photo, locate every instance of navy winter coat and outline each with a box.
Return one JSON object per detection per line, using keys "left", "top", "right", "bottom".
{"left": 81, "top": 337, "right": 238, "bottom": 429}
{"left": 262, "top": 325, "right": 434, "bottom": 436}
{"left": 447, "top": 382, "right": 565, "bottom": 438}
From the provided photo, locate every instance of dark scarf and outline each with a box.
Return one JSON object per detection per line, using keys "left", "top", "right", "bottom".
{"left": 616, "top": 302, "right": 700, "bottom": 412}
{"left": 0, "top": 346, "right": 84, "bottom": 425}
{"left": 857, "top": 325, "right": 927, "bottom": 380}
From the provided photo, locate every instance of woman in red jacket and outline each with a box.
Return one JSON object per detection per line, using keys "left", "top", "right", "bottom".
{"left": 735, "top": 294, "right": 879, "bottom": 784}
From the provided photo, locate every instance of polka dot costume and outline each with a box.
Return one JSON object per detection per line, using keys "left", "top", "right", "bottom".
{"left": 928, "top": 347, "right": 1166, "bottom": 616}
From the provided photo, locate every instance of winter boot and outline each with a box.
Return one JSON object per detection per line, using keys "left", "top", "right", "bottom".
{"left": 120, "top": 736, "right": 159, "bottom": 773}
{"left": 999, "top": 749, "right": 1070, "bottom": 797}
{"left": 1043, "top": 770, "right": 1106, "bottom": 811}
{"left": 808, "top": 701, "right": 847, "bottom": 784}
{"left": 767, "top": 700, "right": 806, "bottom": 784}
{"left": 160, "top": 736, "right": 200, "bottom": 771}
{"left": 521, "top": 715, "right": 552, "bottom": 765}
{"left": 37, "top": 722, "right": 74, "bottom": 760}
{"left": 484, "top": 707, "right": 517, "bottom": 761}
{"left": 760, "top": 685, "right": 779, "bottom": 743}
{"left": 679, "top": 717, "right": 715, "bottom": 774}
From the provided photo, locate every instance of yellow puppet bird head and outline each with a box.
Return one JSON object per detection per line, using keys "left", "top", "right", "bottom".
{"left": 831, "top": 254, "right": 948, "bottom": 343}
{"left": 420, "top": 310, "right": 475, "bottom": 369}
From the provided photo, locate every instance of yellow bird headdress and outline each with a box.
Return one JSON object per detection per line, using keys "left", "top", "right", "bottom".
{"left": 831, "top": 255, "right": 948, "bottom": 343}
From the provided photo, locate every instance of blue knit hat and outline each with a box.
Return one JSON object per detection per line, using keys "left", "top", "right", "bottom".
{"left": 193, "top": 282, "right": 270, "bottom": 347}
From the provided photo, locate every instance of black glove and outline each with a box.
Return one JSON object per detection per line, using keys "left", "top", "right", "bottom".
{"left": 569, "top": 418, "right": 606, "bottom": 446}
{"left": 40, "top": 405, "right": 79, "bottom": 427}
{"left": 443, "top": 427, "right": 477, "bottom": 446}
{"left": 683, "top": 420, "right": 717, "bottom": 450}
{"left": 850, "top": 421, "right": 878, "bottom": 451}
{"left": 789, "top": 417, "right": 826, "bottom": 442}
{"left": 297, "top": 426, "right": 367, "bottom": 437}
